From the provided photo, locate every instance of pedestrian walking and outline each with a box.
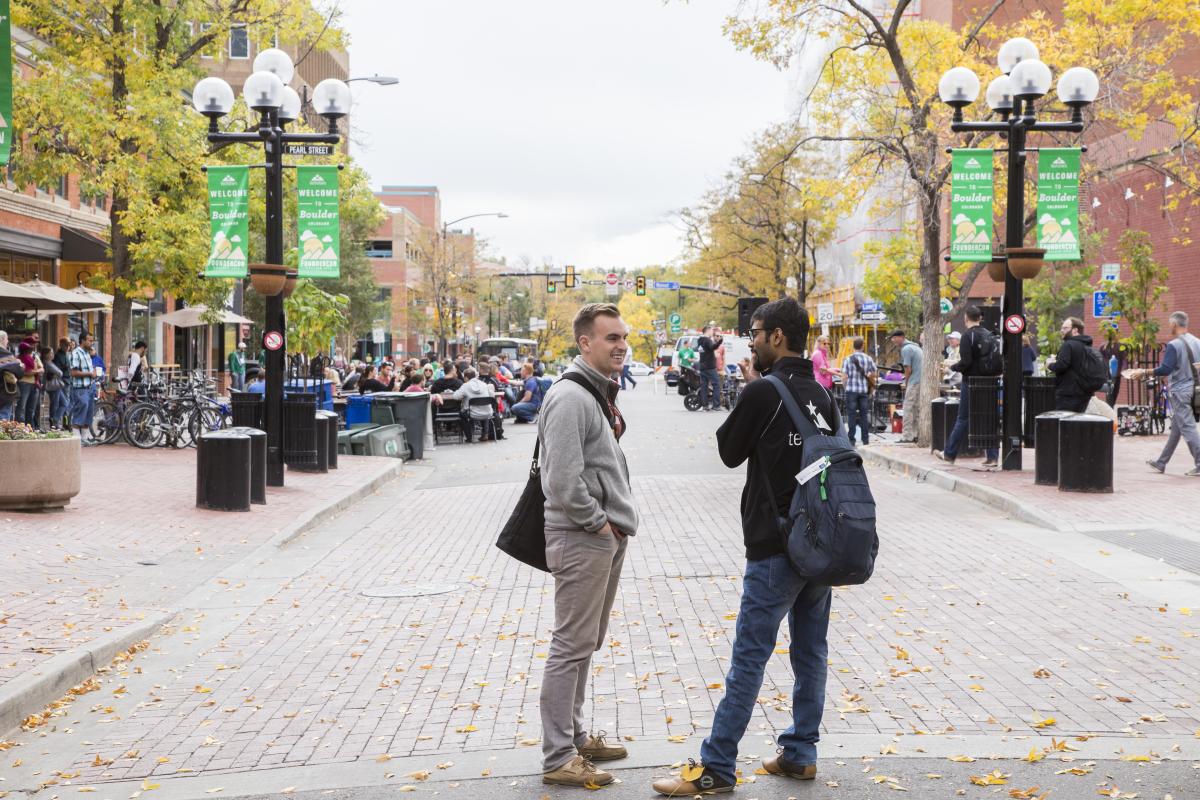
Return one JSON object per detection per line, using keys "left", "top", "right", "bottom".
{"left": 1131, "top": 311, "right": 1200, "bottom": 476}
{"left": 935, "top": 306, "right": 1000, "bottom": 466}
{"left": 620, "top": 345, "right": 637, "bottom": 390}
{"left": 228, "top": 342, "right": 247, "bottom": 391}
{"left": 539, "top": 303, "right": 638, "bottom": 788}
{"left": 67, "top": 331, "right": 97, "bottom": 443}
{"left": 697, "top": 326, "right": 723, "bottom": 411}
{"left": 842, "top": 336, "right": 876, "bottom": 446}
{"left": 651, "top": 297, "right": 833, "bottom": 796}
{"left": 1047, "top": 317, "right": 1106, "bottom": 413}
{"left": 890, "top": 329, "right": 923, "bottom": 442}
{"left": 0, "top": 331, "right": 25, "bottom": 422}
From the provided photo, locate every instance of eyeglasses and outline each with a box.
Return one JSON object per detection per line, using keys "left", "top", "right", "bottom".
{"left": 748, "top": 327, "right": 772, "bottom": 338}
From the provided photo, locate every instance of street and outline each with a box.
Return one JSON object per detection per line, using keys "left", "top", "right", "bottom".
{"left": 2, "top": 381, "right": 1198, "bottom": 799}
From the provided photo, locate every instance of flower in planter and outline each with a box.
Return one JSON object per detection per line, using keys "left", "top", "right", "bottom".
{"left": 0, "top": 420, "right": 71, "bottom": 441}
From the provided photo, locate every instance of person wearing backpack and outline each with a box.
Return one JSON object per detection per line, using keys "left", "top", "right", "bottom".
{"left": 1130, "top": 310, "right": 1200, "bottom": 476}
{"left": 0, "top": 331, "right": 25, "bottom": 421}
{"left": 935, "top": 305, "right": 1000, "bottom": 467}
{"left": 1047, "top": 316, "right": 1105, "bottom": 413}
{"left": 651, "top": 297, "right": 836, "bottom": 796}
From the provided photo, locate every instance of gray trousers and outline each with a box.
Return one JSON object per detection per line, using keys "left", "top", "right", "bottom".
{"left": 540, "top": 529, "right": 628, "bottom": 772}
{"left": 900, "top": 381, "right": 923, "bottom": 442}
{"left": 1153, "top": 390, "right": 1200, "bottom": 469}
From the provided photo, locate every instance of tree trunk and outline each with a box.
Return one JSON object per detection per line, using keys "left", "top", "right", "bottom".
{"left": 917, "top": 180, "right": 944, "bottom": 449}
{"left": 108, "top": 190, "right": 133, "bottom": 367}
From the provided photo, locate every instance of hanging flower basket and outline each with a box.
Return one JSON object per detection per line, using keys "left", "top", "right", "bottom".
{"left": 1006, "top": 247, "right": 1046, "bottom": 280}
{"left": 249, "top": 263, "right": 287, "bottom": 296}
{"left": 986, "top": 259, "right": 1007, "bottom": 282}
{"left": 281, "top": 271, "right": 299, "bottom": 299}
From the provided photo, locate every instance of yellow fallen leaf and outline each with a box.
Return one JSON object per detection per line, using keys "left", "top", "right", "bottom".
{"left": 1008, "top": 788, "right": 1049, "bottom": 800}
{"left": 583, "top": 781, "right": 603, "bottom": 790}
{"left": 681, "top": 763, "right": 704, "bottom": 781}
{"left": 156, "top": 757, "right": 170, "bottom": 764}
{"left": 194, "top": 685, "right": 212, "bottom": 694}
{"left": 969, "top": 769, "right": 1009, "bottom": 786}
{"left": 408, "top": 771, "right": 430, "bottom": 781}
{"left": 880, "top": 744, "right": 898, "bottom": 755}
{"left": 1031, "top": 717, "right": 1056, "bottom": 729}
{"left": 1024, "top": 747, "right": 1044, "bottom": 763}
{"left": 455, "top": 725, "right": 477, "bottom": 733}
{"left": 1033, "top": 667, "right": 1052, "bottom": 678}
{"left": 968, "top": 684, "right": 984, "bottom": 692}
{"left": 1119, "top": 753, "right": 1151, "bottom": 762}
{"left": 78, "top": 789, "right": 97, "bottom": 794}
{"left": 666, "top": 735, "right": 688, "bottom": 743}
{"left": 774, "top": 647, "right": 789, "bottom": 654}
{"left": 925, "top": 773, "right": 942, "bottom": 779}
{"left": 1132, "top": 636, "right": 1151, "bottom": 644}
{"left": 397, "top": 787, "right": 416, "bottom": 793}
{"left": 1181, "top": 607, "right": 1192, "bottom": 616}
{"left": 141, "top": 780, "right": 160, "bottom": 791}
{"left": 948, "top": 755, "right": 976, "bottom": 762}
{"left": 375, "top": 754, "right": 392, "bottom": 763}
{"left": 706, "top": 683, "right": 722, "bottom": 689}
{"left": 723, "top": 613, "right": 737, "bottom": 620}
{"left": 1055, "top": 767, "right": 1092, "bottom": 775}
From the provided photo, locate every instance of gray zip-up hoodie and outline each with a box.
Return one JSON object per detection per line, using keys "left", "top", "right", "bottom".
{"left": 538, "top": 356, "right": 638, "bottom": 535}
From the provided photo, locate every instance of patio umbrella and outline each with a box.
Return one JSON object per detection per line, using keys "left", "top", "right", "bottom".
{"left": 158, "top": 305, "right": 253, "bottom": 328}
{"left": 19, "top": 279, "right": 106, "bottom": 313}
{"left": 0, "top": 279, "right": 78, "bottom": 312}
{"left": 70, "top": 284, "right": 149, "bottom": 311}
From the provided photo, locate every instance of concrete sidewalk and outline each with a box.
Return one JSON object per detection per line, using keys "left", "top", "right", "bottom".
{"left": 861, "top": 434, "right": 1198, "bottom": 537}
{"left": 0, "top": 445, "right": 406, "bottom": 735}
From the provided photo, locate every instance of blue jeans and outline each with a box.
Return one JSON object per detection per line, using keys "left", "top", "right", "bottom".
{"left": 944, "top": 385, "right": 998, "bottom": 461}
{"left": 70, "top": 386, "right": 95, "bottom": 430}
{"left": 512, "top": 401, "right": 539, "bottom": 422}
{"left": 17, "top": 382, "right": 40, "bottom": 427}
{"left": 845, "top": 391, "right": 870, "bottom": 444}
{"left": 699, "top": 554, "right": 832, "bottom": 783}
{"left": 49, "top": 388, "right": 69, "bottom": 429}
{"left": 620, "top": 364, "right": 636, "bottom": 390}
{"left": 699, "top": 368, "right": 721, "bottom": 409}
{"left": 0, "top": 402, "right": 13, "bottom": 420}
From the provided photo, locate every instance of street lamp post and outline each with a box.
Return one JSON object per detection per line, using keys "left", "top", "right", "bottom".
{"left": 939, "top": 39, "right": 1098, "bottom": 471}
{"left": 192, "top": 49, "right": 351, "bottom": 486}
{"left": 439, "top": 212, "right": 507, "bottom": 357}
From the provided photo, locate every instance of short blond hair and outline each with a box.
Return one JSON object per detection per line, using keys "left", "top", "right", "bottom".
{"left": 572, "top": 302, "right": 621, "bottom": 343}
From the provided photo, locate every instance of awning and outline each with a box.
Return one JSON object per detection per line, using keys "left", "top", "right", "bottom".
{"left": 0, "top": 279, "right": 76, "bottom": 311}
{"left": 70, "top": 284, "right": 148, "bottom": 311}
{"left": 61, "top": 227, "right": 110, "bottom": 262}
{"left": 20, "top": 279, "right": 106, "bottom": 312}
{"left": 158, "top": 305, "right": 253, "bottom": 328}
{"left": 0, "top": 226, "right": 61, "bottom": 259}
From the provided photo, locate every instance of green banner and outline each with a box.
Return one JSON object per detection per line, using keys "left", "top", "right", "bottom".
{"left": 949, "top": 149, "right": 994, "bottom": 262}
{"left": 0, "top": 0, "right": 12, "bottom": 166}
{"left": 205, "top": 166, "right": 249, "bottom": 278}
{"left": 1036, "top": 147, "right": 1082, "bottom": 261}
{"left": 297, "top": 165, "right": 340, "bottom": 278}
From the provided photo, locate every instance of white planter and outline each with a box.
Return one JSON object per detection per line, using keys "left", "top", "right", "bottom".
{"left": 0, "top": 437, "right": 82, "bottom": 510}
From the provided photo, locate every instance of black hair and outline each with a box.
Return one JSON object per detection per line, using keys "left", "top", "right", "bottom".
{"left": 751, "top": 297, "right": 810, "bottom": 353}
{"left": 964, "top": 305, "right": 983, "bottom": 322}
{"left": 133, "top": 341, "right": 146, "bottom": 350}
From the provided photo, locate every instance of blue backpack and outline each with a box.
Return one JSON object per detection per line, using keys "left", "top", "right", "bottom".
{"left": 764, "top": 374, "right": 879, "bottom": 586}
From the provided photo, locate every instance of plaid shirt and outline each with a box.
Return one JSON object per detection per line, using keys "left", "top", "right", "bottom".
{"left": 68, "top": 346, "right": 94, "bottom": 389}
{"left": 842, "top": 351, "right": 876, "bottom": 394}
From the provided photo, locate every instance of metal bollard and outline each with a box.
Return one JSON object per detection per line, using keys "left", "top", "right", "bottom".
{"left": 1057, "top": 413, "right": 1114, "bottom": 493}
{"left": 1034, "top": 411, "right": 1075, "bottom": 485}
{"left": 316, "top": 410, "right": 339, "bottom": 469}
{"left": 930, "top": 397, "right": 947, "bottom": 453}
{"left": 229, "top": 391, "right": 263, "bottom": 429}
{"left": 226, "top": 426, "right": 267, "bottom": 504}
{"left": 196, "top": 430, "right": 251, "bottom": 511}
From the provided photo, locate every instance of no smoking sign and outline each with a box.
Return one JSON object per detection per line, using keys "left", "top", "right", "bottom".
{"left": 1004, "top": 314, "right": 1026, "bottom": 335}
{"left": 263, "top": 330, "right": 284, "bottom": 351}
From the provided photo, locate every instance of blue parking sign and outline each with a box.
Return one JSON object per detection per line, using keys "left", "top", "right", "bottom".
{"left": 1092, "top": 290, "right": 1116, "bottom": 319}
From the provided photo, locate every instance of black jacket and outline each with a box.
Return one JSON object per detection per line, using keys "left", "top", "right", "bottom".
{"left": 1048, "top": 334, "right": 1095, "bottom": 410}
{"left": 716, "top": 357, "right": 838, "bottom": 561}
{"left": 952, "top": 325, "right": 993, "bottom": 377}
{"left": 430, "top": 376, "right": 463, "bottom": 394}
{"left": 697, "top": 336, "right": 721, "bottom": 370}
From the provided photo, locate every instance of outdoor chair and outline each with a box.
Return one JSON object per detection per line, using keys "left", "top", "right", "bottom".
{"left": 467, "top": 396, "right": 498, "bottom": 442}
{"left": 433, "top": 398, "right": 465, "bottom": 444}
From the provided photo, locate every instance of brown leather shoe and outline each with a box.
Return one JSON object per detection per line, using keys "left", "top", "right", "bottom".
{"left": 651, "top": 760, "right": 735, "bottom": 796}
{"left": 542, "top": 755, "right": 613, "bottom": 787}
{"left": 578, "top": 731, "right": 627, "bottom": 761}
{"left": 762, "top": 751, "right": 817, "bottom": 780}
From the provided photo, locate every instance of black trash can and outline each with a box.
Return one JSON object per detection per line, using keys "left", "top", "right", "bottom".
{"left": 229, "top": 391, "right": 263, "bottom": 430}
{"left": 315, "top": 410, "right": 339, "bottom": 469}
{"left": 291, "top": 412, "right": 330, "bottom": 473}
{"left": 1022, "top": 376, "right": 1057, "bottom": 447}
{"left": 1058, "top": 413, "right": 1114, "bottom": 493}
{"left": 384, "top": 392, "right": 430, "bottom": 460}
{"left": 930, "top": 397, "right": 947, "bottom": 453}
{"left": 226, "top": 426, "right": 267, "bottom": 504}
{"left": 196, "top": 430, "right": 251, "bottom": 511}
{"left": 967, "top": 376, "right": 1001, "bottom": 452}
{"left": 283, "top": 392, "right": 318, "bottom": 468}
{"left": 1034, "top": 411, "right": 1075, "bottom": 486}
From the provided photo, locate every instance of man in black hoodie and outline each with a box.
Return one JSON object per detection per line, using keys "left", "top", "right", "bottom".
{"left": 1048, "top": 316, "right": 1095, "bottom": 412}
{"left": 651, "top": 297, "right": 833, "bottom": 796}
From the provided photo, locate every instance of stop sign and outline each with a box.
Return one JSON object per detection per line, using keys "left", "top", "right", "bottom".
{"left": 606, "top": 272, "right": 618, "bottom": 286}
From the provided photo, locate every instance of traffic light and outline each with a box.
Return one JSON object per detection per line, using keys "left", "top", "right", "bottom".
{"left": 636, "top": 275, "right": 646, "bottom": 296}
{"left": 546, "top": 276, "right": 556, "bottom": 293}
{"left": 565, "top": 265, "right": 576, "bottom": 289}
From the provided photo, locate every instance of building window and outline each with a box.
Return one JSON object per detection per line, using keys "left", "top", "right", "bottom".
{"left": 200, "top": 23, "right": 215, "bottom": 59}
{"left": 366, "top": 240, "right": 393, "bottom": 258}
{"left": 229, "top": 24, "right": 249, "bottom": 59}
{"left": 57, "top": 175, "right": 69, "bottom": 198}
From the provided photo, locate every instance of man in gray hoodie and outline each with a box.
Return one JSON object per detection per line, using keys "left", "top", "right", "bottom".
{"left": 539, "top": 302, "right": 639, "bottom": 788}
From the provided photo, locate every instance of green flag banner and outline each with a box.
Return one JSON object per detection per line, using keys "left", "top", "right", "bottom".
{"left": 1037, "top": 147, "right": 1082, "bottom": 261}
{"left": 205, "top": 166, "right": 249, "bottom": 278}
{"left": 949, "top": 149, "right": 994, "bottom": 262}
{"left": 0, "top": 0, "right": 12, "bottom": 166}
{"left": 297, "top": 165, "right": 340, "bottom": 278}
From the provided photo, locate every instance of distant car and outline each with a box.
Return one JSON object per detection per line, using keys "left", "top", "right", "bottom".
{"left": 628, "top": 361, "right": 653, "bottom": 377}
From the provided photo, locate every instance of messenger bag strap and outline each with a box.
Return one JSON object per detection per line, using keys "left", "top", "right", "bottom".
{"left": 559, "top": 371, "right": 619, "bottom": 431}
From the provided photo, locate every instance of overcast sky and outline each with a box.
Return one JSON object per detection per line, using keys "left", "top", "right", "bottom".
{"left": 341, "top": 0, "right": 791, "bottom": 270}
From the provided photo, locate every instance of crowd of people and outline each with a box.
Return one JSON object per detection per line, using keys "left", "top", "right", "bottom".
{"left": 0, "top": 329, "right": 106, "bottom": 439}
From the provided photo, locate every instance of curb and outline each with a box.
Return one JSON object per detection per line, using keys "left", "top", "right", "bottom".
{"left": 0, "top": 612, "right": 173, "bottom": 738}
{"left": 0, "top": 457, "right": 407, "bottom": 740}
{"left": 860, "top": 446, "right": 1064, "bottom": 532}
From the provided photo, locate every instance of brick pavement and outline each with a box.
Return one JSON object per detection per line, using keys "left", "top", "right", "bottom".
{"left": 868, "top": 433, "right": 1198, "bottom": 534}
{"left": 0, "top": 445, "right": 400, "bottom": 689}
{"left": 30, "top": 465, "right": 1198, "bottom": 787}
